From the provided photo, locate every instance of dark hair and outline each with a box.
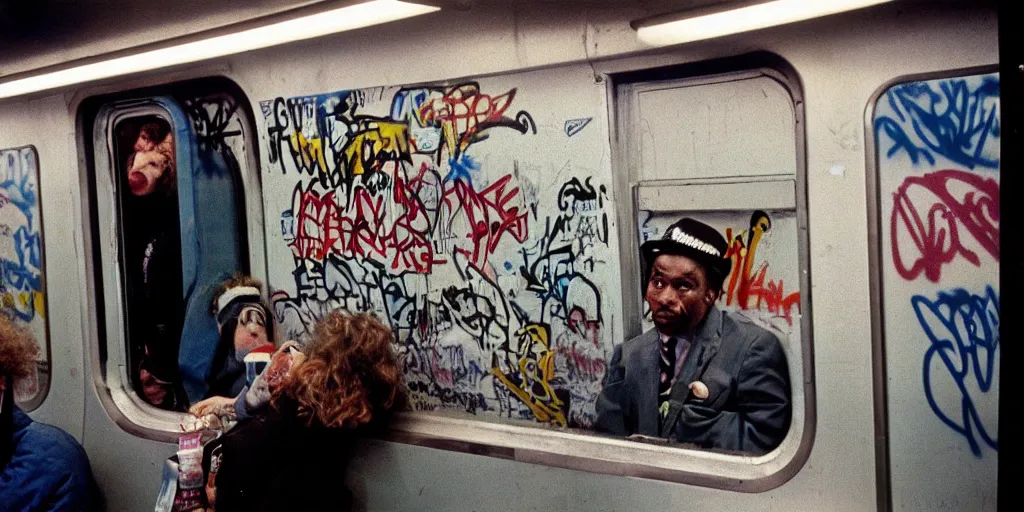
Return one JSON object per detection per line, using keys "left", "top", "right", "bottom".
{"left": 125, "top": 121, "right": 177, "bottom": 194}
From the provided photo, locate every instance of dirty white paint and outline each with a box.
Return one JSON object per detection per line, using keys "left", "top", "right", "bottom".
{"left": 875, "top": 71, "right": 1000, "bottom": 512}
{"left": 0, "top": 2, "right": 999, "bottom": 511}
{"left": 0, "top": 146, "right": 49, "bottom": 406}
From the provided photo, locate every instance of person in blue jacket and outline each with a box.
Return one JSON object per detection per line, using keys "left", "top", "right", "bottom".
{"left": 1, "top": 313, "right": 99, "bottom": 511}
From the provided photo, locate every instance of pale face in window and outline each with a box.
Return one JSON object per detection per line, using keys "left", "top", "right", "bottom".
{"left": 233, "top": 305, "right": 269, "bottom": 356}
{"left": 126, "top": 124, "right": 174, "bottom": 197}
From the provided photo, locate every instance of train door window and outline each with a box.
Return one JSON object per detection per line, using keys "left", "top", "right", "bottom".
{"left": 615, "top": 62, "right": 812, "bottom": 464}
{"left": 870, "top": 70, "right": 999, "bottom": 511}
{"left": 83, "top": 79, "right": 263, "bottom": 430}
{"left": 0, "top": 146, "right": 50, "bottom": 410}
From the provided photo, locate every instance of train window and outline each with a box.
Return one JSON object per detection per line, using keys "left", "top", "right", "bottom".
{"left": 114, "top": 116, "right": 187, "bottom": 411}
{"left": 0, "top": 146, "right": 50, "bottom": 410}
{"left": 83, "top": 79, "right": 263, "bottom": 428}
{"left": 256, "top": 56, "right": 810, "bottom": 488}
{"left": 870, "top": 69, "right": 999, "bottom": 511}
{"left": 615, "top": 64, "right": 811, "bottom": 461}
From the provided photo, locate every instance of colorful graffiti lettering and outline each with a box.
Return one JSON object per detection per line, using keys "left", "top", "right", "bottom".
{"left": 722, "top": 211, "right": 800, "bottom": 326}
{"left": 263, "top": 83, "right": 610, "bottom": 428}
{"left": 0, "top": 148, "right": 46, "bottom": 324}
{"left": 492, "top": 323, "right": 568, "bottom": 426}
{"left": 914, "top": 286, "right": 999, "bottom": 457}
{"left": 1, "top": 147, "right": 47, "bottom": 404}
{"left": 414, "top": 83, "right": 536, "bottom": 159}
{"left": 876, "top": 71, "right": 1000, "bottom": 475}
{"left": 890, "top": 169, "right": 999, "bottom": 283}
{"left": 341, "top": 118, "right": 411, "bottom": 177}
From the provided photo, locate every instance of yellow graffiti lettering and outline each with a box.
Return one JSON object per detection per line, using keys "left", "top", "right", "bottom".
{"left": 741, "top": 212, "right": 771, "bottom": 289}
{"left": 492, "top": 324, "right": 567, "bottom": 427}
{"left": 33, "top": 291, "right": 45, "bottom": 319}
{"left": 0, "top": 291, "right": 46, "bottom": 319}
{"left": 288, "top": 131, "right": 329, "bottom": 175}
{"left": 342, "top": 121, "right": 410, "bottom": 177}
{"left": 441, "top": 120, "right": 460, "bottom": 159}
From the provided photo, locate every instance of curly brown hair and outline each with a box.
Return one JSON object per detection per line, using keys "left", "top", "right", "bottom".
{"left": 0, "top": 314, "right": 39, "bottom": 380}
{"left": 210, "top": 273, "right": 264, "bottom": 315}
{"left": 273, "top": 311, "right": 407, "bottom": 429}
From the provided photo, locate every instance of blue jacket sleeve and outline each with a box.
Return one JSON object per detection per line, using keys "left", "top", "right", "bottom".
{"left": 1, "top": 416, "right": 99, "bottom": 512}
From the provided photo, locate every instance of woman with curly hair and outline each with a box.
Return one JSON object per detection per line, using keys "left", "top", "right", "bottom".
{"left": 204, "top": 310, "right": 406, "bottom": 512}
{"left": 1, "top": 314, "right": 99, "bottom": 510}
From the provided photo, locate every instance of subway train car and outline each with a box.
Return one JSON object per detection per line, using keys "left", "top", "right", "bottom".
{"left": 0, "top": 0, "right": 1004, "bottom": 510}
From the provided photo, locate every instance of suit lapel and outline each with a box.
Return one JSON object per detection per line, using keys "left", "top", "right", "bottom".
{"left": 635, "top": 329, "right": 662, "bottom": 436}
{"left": 661, "top": 307, "right": 725, "bottom": 436}
{"left": 681, "top": 306, "right": 724, "bottom": 386}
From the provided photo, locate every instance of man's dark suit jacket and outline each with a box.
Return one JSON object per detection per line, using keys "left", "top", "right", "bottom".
{"left": 594, "top": 306, "right": 791, "bottom": 455}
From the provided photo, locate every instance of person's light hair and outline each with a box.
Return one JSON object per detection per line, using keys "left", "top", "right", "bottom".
{"left": 273, "top": 311, "right": 406, "bottom": 429}
{"left": 0, "top": 313, "right": 39, "bottom": 380}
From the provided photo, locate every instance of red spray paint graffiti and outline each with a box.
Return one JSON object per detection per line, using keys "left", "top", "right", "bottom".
{"left": 290, "top": 166, "right": 530, "bottom": 275}
{"left": 722, "top": 211, "right": 801, "bottom": 325}
{"left": 289, "top": 174, "right": 438, "bottom": 274}
{"left": 890, "top": 169, "right": 999, "bottom": 282}
{"left": 441, "top": 174, "right": 529, "bottom": 272}
{"left": 418, "top": 84, "right": 516, "bottom": 156}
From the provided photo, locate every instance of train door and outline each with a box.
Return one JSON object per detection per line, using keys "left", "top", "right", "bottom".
{"left": 81, "top": 78, "right": 265, "bottom": 434}
{"left": 870, "top": 69, "right": 1000, "bottom": 511}
{"left": 613, "top": 56, "right": 814, "bottom": 476}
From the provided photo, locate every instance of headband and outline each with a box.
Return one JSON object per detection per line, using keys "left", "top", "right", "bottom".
{"left": 216, "top": 286, "right": 263, "bottom": 326}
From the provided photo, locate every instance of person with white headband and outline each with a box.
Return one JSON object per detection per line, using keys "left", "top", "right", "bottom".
{"left": 203, "top": 275, "right": 276, "bottom": 401}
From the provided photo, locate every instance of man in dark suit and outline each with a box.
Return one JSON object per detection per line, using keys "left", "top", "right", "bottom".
{"left": 594, "top": 217, "right": 791, "bottom": 455}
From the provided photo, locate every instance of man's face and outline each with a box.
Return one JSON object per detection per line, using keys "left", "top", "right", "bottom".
{"left": 645, "top": 254, "right": 717, "bottom": 336}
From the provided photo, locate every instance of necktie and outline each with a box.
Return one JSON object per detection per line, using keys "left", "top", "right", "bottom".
{"left": 658, "top": 336, "right": 677, "bottom": 407}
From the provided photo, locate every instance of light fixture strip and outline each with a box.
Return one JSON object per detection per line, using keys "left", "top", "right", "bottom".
{"left": 0, "top": 0, "right": 439, "bottom": 99}
{"left": 636, "top": 0, "right": 894, "bottom": 47}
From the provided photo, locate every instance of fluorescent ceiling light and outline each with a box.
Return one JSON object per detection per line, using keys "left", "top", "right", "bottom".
{"left": 636, "top": 0, "right": 894, "bottom": 47}
{"left": 0, "top": 0, "right": 438, "bottom": 100}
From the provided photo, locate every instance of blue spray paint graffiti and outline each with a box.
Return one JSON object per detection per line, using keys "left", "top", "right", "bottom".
{"left": 875, "top": 75, "right": 1000, "bottom": 169}
{"left": 0, "top": 148, "right": 45, "bottom": 323}
{"left": 445, "top": 154, "right": 481, "bottom": 186}
{"left": 913, "top": 286, "right": 999, "bottom": 457}
{"left": 564, "top": 118, "right": 592, "bottom": 138}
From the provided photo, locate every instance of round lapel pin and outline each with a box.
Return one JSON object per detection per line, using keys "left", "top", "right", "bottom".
{"left": 689, "top": 381, "right": 709, "bottom": 399}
